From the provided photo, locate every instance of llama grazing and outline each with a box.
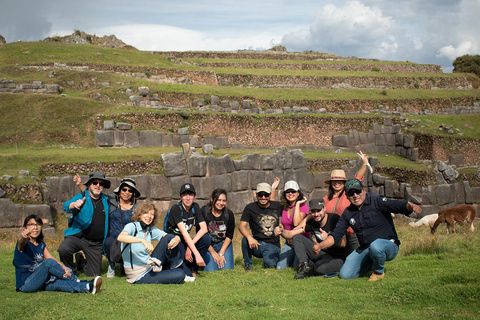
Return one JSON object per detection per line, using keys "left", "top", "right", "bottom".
{"left": 409, "top": 214, "right": 438, "bottom": 228}
{"left": 430, "top": 205, "right": 477, "bottom": 234}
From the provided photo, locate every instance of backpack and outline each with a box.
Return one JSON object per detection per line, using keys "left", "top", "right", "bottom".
{"left": 163, "top": 202, "right": 195, "bottom": 234}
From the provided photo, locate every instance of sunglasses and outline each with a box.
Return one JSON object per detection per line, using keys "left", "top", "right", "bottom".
{"left": 257, "top": 192, "right": 270, "bottom": 199}
{"left": 347, "top": 189, "right": 363, "bottom": 197}
{"left": 91, "top": 181, "right": 104, "bottom": 187}
{"left": 26, "top": 223, "right": 41, "bottom": 228}
{"left": 121, "top": 188, "right": 133, "bottom": 193}
{"left": 285, "top": 189, "right": 297, "bottom": 194}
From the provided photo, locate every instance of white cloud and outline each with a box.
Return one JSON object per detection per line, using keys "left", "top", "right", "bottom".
{"left": 436, "top": 41, "right": 479, "bottom": 60}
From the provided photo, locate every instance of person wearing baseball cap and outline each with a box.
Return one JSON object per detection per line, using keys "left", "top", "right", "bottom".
{"left": 164, "top": 183, "right": 210, "bottom": 281}
{"left": 238, "top": 182, "right": 283, "bottom": 271}
{"left": 59, "top": 172, "right": 111, "bottom": 276}
{"left": 313, "top": 178, "right": 422, "bottom": 281}
{"left": 280, "top": 198, "right": 359, "bottom": 279}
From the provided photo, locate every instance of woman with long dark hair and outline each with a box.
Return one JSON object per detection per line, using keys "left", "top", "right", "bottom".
{"left": 199, "top": 188, "right": 235, "bottom": 271}
{"left": 13, "top": 215, "right": 102, "bottom": 294}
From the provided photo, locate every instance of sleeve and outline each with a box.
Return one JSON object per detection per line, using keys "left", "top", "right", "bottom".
{"left": 151, "top": 227, "right": 165, "bottom": 241}
{"left": 168, "top": 205, "right": 183, "bottom": 227}
{"left": 304, "top": 220, "right": 315, "bottom": 233}
{"left": 329, "top": 214, "right": 349, "bottom": 243}
{"left": 225, "top": 209, "right": 235, "bottom": 240}
{"left": 378, "top": 197, "right": 411, "bottom": 216}
{"left": 64, "top": 193, "right": 84, "bottom": 213}
{"left": 300, "top": 202, "right": 309, "bottom": 215}
{"left": 123, "top": 222, "right": 136, "bottom": 236}
{"left": 240, "top": 204, "right": 251, "bottom": 222}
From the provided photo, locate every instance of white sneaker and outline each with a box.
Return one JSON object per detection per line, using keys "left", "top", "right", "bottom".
{"left": 107, "top": 265, "right": 115, "bottom": 278}
{"left": 184, "top": 275, "right": 196, "bottom": 282}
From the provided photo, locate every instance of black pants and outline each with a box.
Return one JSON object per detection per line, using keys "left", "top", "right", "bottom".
{"left": 58, "top": 236, "right": 103, "bottom": 277}
{"left": 292, "top": 235, "right": 345, "bottom": 276}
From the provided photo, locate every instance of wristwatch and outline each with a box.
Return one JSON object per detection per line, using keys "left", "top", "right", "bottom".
{"left": 219, "top": 253, "right": 224, "bottom": 257}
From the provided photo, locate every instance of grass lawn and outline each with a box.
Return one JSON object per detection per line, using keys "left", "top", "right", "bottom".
{"left": 1, "top": 219, "right": 479, "bottom": 320}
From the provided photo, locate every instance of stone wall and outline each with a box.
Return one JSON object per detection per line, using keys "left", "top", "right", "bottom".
{"left": 0, "top": 80, "right": 61, "bottom": 94}
{"left": 1, "top": 148, "right": 479, "bottom": 231}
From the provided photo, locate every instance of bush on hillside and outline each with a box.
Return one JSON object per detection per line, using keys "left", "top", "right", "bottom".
{"left": 453, "top": 54, "right": 480, "bottom": 78}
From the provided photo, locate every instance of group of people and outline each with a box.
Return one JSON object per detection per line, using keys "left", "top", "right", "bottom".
{"left": 13, "top": 151, "right": 422, "bottom": 294}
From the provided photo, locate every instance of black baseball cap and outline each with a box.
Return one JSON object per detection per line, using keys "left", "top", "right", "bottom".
{"left": 179, "top": 183, "right": 196, "bottom": 195}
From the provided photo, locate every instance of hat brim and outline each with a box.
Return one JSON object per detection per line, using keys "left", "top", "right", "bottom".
{"left": 84, "top": 179, "right": 111, "bottom": 189}
{"left": 324, "top": 178, "right": 347, "bottom": 184}
{"left": 114, "top": 181, "right": 141, "bottom": 198}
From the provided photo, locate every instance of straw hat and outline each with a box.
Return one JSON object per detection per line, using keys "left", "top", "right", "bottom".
{"left": 324, "top": 169, "right": 347, "bottom": 184}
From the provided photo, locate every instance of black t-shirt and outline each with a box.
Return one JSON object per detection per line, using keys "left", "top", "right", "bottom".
{"left": 241, "top": 201, "right": 282, "bottom": 247}
{"left": 305, "top": 213, "right": 350, "bottom": 258}
{"left": 82, "top": 198, "right": 105, "bottom": 242}
{"left": 199, "top": 206, "right": 235, "bottom": 244}
{"left": 165, "top": 202, "right": 204, "bottom": 239}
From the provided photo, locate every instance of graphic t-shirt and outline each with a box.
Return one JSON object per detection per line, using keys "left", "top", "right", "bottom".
{"left": 165, "top": 202, "right": 204, "bottom": 238}
{"left": 200, "top": 206, "right": 235, "bottom": 244}
{"left": 241, "top": 201, "right": 282, "bottom": 247}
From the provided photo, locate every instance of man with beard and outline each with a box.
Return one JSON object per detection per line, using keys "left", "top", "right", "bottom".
{"left": 59, "top": 172, "right": 110, "bottom": 276}
{"left": 239, "top": 182, "right": 283, "bottom": 271}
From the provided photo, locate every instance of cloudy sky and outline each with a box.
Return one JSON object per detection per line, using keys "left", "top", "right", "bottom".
{"left": 1, "top": 0, "right": 479, "bottom": 72}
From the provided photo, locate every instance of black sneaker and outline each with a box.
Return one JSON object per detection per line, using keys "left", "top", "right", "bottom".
{"left": 89, "top": 276, "right": 102, "bottom": 294}
{"left": 245, "top": 265, "right": 253, "bottom": 272}
{"left": 294, "top": 262, "right": 313, "bottom": 280}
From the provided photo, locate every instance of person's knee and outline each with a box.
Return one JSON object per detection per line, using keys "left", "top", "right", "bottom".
{"left": 57, "top": 241, "right": 72, "bottom": 257}
{"left": 339, "top": 268, "right": 356, "bottom": 279}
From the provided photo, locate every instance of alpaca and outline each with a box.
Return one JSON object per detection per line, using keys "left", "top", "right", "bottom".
{"left": 409, "top": 214, "right": 438, "bottom": 228}
{"left": 430, "top": 205, "right": 477, "bottom": 234}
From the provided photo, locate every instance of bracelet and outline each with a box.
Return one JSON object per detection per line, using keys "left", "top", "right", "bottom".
{"left": 219, "top": 253, "right": 224, "bottom": 257}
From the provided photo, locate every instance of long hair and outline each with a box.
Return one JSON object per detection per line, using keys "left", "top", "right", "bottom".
{"left": 327, "top": 183, "right": 345, "bottom": 201}
{"left": 131, "top": 203, "right": 158, "bottom": 226}
{"left": 209, "top": 188, "right": 228, "bottom": 209}
{"left": 280, "top": 190, "right": 306, "bottom": 210}
{"left": 23, "top": 215, "right": 44, "bottom": 243}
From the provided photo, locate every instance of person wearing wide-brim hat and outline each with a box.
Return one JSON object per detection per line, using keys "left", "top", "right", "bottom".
{"left": 59, "top": 172, "right": 111, "bottom": 277}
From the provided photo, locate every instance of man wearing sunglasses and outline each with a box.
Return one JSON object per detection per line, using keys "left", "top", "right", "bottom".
{"left": 314, "top": 178, "right": 422, "bottom": 281}
{"left": 59, "top": 172, "right": 110, "bottom": 276}
{"left": 239, "top": 182, "right": 283, "bottom": 271}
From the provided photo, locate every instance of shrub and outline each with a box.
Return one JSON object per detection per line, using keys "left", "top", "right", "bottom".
{"left": 453, "top": 54, "right": 480, "bottom": 77}
{"left": 371, "top": 67, "right": 380, "bottom": 72}
{"left": 414, "top": 82, "right": 420, "bottom": 89}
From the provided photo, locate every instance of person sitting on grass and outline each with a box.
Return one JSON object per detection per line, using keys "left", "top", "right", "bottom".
{"left": 199, "top": 188, "right": 236, "bottom": 271}
{"left": 164, "top": 183, "right": 211, "bottom": 281}
{"left": 314, "top": 179, "right": 422, "bottom": 281}
{"left": 13, "top": 214, "right": 102, "bottom": 294}
{"left": 239, "top": 182, "right": 283, "bottom": 271}
{"left": 117, "top": 203, "right": 185, "bottom": 284}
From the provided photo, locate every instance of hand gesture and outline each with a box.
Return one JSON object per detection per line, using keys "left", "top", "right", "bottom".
{"left": 70, "top": 197, "right": 86, "bottom": 210}
{"left": 407, "top": 202, "right": 422, "bottom": 215}
{"left": 357, "top": 150, "right": 369, "bottom": 165}
{"left": 21, "top": 227, "right": 31, "bottom": 239}
{"left": 298, "top": 196, "right": 307, "bottom": 205}
{"left": 73, "top": 174, "right": 82, "bottom": 186}
{"left": 167, "top": 235, "right": 181, "bottom": 249}
{"left": 248, "top": 237, "right": 260, "bottom": 250}
{"left": 274, "top": 223, "right": 284, "bottom": 236}
{"left": 312, "top": 243, "right": 322, "bottom": 255}
{"left": 319, "top": 228, "right": 328, "bottom": 241}
{"left": 271, "top": 177, "right": 280, "bottom": 190}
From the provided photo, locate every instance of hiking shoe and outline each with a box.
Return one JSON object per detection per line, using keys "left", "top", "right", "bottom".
{"left": 244, "top": 265, "right": 253, "bottom": 272}
{"left": 107, "top": 265, "right": 115, "bottom": 278}
{"left": 184, "top": 275, "right": 196, "bottom": 282}
{"left": 294, "top": 262, "right": 313, "bottom": 280}
{"left": 368, "top": 272, "right": 385, "bottom": 282}
{"left": 89, "top": 276, "right": 102, "bottom": 294}
{"left": 75, "top": 253, "right": 86, "bottom": 272}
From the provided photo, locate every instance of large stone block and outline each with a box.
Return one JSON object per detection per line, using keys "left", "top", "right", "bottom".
{"left": 348, "top": 130, "right": 359, "bottom": 146}
{"left": 313, "top": 172, "right": 330, "bottom": 188}
{"left": 384, "top": 180, "right": 398, "bottom": 198}
{"left": 332, "top": 134, "right": 348, "bottom": 147}
{"left": 45, "top": 176, "right": 59, "bottom": 203}
{"left": 162, "top": 134, "right": 173, "bottom": 147}
{"left": 113, "top": 130, "right": 124, "bottom": 147}
{"left": 403, "top": 135, "right": 415, "bottom": 148}
{"left": 464, "top": 181, "right": 473, "bottom": 204}
{"left": 95, "top": 130, "right": 114, "bottom": 147}
{"left": 260, "top": 154, "right": 278, "bottom": 170}
{"left": 223, "top": 155, "right": 235, "bottom": 173}
{"left": 187, "top": 153, "right": 207, "bottom": 177}
{"left": 435, "top": 184, "right": 455, "bottom": 205}
{"left": 214, "top": 174, "right": 232, "bottom": 192}
{"left": 454, "top": 182, "right": 465, "bottom": 204}
{"left": 168, "top": 175, "right": 191, "bottom": 199}
{"left": 124, "top": 131, "right": 139, "bottom": 148}
{"left": 211, "top": 95, "right": 219, "bottom": 105}
{"left": 103, "top": 120, "right": 115, "bottom": 130}
{"left": 250, "top": 171, "right": 266, "bottom": 187}
{"left": 0, "top": 199, "right": 54, "bottom": 229}
{"left": 385, "top": 134, "right": 395, "bottom": 146}
{"left": 139, "top": 130, "right": 160, "bottom": 147}
{"left": 375, "top": 135, "right": 386, "bottom": 146}
{"left": 149, "top": 174, "right": 172, "bottom": 200}
{"left": 294, "top": 168, "right": 315, "bottom": 193}
{"left": 117, "top": 122, "right": 132, "bottom": 130}
{"left": 241, "top": 153, "right": 262, "bottom": 170}
{"left": 290, "top": 149, "right": 308, "bottom": 170}
{"left": 449, "top": 154, "right": 464, "bottom": 167}
{"left": 162, "top": 152, "right": 187, "bottom": 177}
{"left": 206, "top": 156, "right": 226, "bottom": 176}
{"left": 231, "top": 170, "right": 251, "bottom": 191}
{"left": 228, "top": 190, "right": 253, "bottom": 214}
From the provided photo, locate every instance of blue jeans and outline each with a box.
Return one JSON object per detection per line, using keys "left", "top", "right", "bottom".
{"left": 276, "top": 242, "right": 301, "bottom": 270}
{"left": 203, "top": 241, "right": 234, "bottom": 272}
{"left": 20, "top": 258, "right": 89, "bottom": 293}
{"left": 177, "top": 234, "right": 211, "bottom": 276}
{"left": 241, "top": 237, "right": 280, "bottom": 268}
{"left": 339, "top": 239, "right": 399, "bottom": 279}
{"left": 135, "top": 234, "right": 185, "bottom": 284}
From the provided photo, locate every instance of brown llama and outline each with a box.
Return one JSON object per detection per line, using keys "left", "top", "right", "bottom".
{"left": 430, "top": 204, "right": 477, "bottom": 234}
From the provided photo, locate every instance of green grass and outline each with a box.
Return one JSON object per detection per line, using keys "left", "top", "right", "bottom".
{"left": 1, "top": 219, "right": 479, "bottom": 319}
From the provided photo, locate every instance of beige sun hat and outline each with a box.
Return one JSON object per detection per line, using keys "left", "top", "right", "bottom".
{"left": 324, "top": 169, "right": 347, "bottom": 184}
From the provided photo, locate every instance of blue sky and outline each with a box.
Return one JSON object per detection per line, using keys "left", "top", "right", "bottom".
{"left": 1, "top": 0, "right": 479, "bottom": 72}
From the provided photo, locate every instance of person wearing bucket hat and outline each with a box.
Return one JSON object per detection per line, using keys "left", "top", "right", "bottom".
{"left": 313, "top": 179, "right": 422, "bottom": 281}
{"left": 73, "top": 175, "right": 142, "bottom": 278}
{"left": 164, "top": 183, "right": 210, "bottom": 281}
{"left": 270, "top": 179, "right": 311, "bottom": 270}
{"left": 323, "top": 151, "right": 370, "bottom": 239}
{"left": 239, "top": 182, "right": 283, "bottom": 271}
{"left": 59, "top": 172, "right": 111, "bottom": 276}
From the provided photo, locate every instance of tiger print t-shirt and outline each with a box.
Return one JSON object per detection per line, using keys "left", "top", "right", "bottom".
{"left": 241, "top": 201, "right": 282, "bottom": 247}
